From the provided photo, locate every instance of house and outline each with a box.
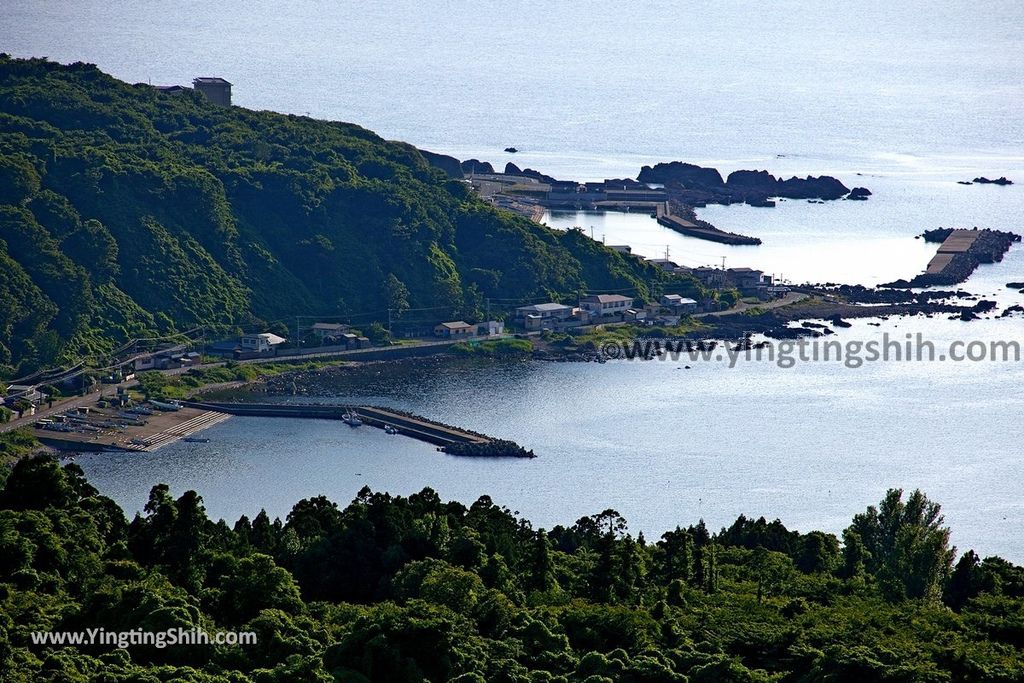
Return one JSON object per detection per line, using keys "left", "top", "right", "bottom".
{"left": 692, "top": 267, "right": 727, "bottom": 289}
{"left": 477, "top": 320, "right": 505, "bottom": 336}
{"left": 646, "top": 258, "right": 680, "bottom": 272}
{"left": 241, "top": 332, "right": 287, "bottom": 354}
{"left": 608, "top": 245, "right": 633, "bottom": 254}
{"left": 660, "top": 294, "right": 699, "bottom": 314}
{"left": 514, "top": 303, "right": 574, "bottom": 322}
{"left": 311, "top": 322, "right": 350, "bottom": 342}
{"left": 193, "top": 77, "right": 232, "bottom": 106}
{"left": 623, "top": 308, "right": 647, "bottom": 322}
{"left": 5, "top": 384, "right": 43, "bottom": 406}
{"left": 727, "top": 268, "right": 769, "bottom": 293}
{"left": 579, "top": 294, "right": 634, "bottom": 317}
{"left": 153, "top": 84, "right": 188, "bottom": 95}
{"left": 434, "top": 321, "right": 475, "bottom": 338}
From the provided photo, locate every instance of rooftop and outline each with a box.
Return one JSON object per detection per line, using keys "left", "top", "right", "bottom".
{"left": 517, "top": 302, "right": 572, "bottom": 312}
{"left": 193, "top": 77, "right": 231, "bottom": 86}
{"left": 581, "top": 294, "right": 633, "bottom": 303}
{"left": 254, "top": 332, "right": 286, "bottom": 345}
{"left": 437, "top": 321, "right": 473, "bottom": 329}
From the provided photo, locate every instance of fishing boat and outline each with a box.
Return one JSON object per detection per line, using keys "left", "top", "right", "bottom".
{"left": 341, "top": 409, "right": 362, "bottom": 427}
{"left": 384, "top": 425, "right": 398, "bottom": 434}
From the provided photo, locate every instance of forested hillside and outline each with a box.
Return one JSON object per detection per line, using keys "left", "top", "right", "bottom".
{"left": 0, "top": 56, "right": 680, "bottom": 375}
{"left": 1, "top": 457, "right": 1023, "bottom": 681}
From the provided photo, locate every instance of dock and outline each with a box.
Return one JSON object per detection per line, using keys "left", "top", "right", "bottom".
{"left": 906, "top": 228, "right": 1021, "bottom": 287}
{"left": 180, "top": 401, "right": 533, "bottom": 457}
{"left": 34, "top": 406, "right": 231, "bottom": 452}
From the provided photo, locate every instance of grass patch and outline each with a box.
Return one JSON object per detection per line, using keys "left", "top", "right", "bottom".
{"left": 450, "top": 338, "right": 534, "bottom": 356}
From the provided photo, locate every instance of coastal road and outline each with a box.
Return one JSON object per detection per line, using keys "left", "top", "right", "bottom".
{"left": 703, "top": 291, "right": 809, "bottom": 317}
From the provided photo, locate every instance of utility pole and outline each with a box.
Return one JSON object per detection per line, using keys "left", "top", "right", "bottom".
{"left": 720, "top": 256, "right": 727, "bottom": 271}
{"left": 295, "top": 316, "right": 300, "bottom": 348}
{"left": 485, "top": 297, "right": 491, "bottom": 320}
{"left": 387, "top": 308, "right": 393, "bottom": 335}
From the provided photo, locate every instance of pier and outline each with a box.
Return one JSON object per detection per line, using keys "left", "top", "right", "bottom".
{"left": 181, "top": 401, "right": 534, "bottom": 456}
{"left": 904, "top": 228, "right": 1021, "bottom": 287}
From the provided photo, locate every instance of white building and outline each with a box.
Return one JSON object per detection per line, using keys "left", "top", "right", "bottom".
{"left": 240, "top": 332, "right": 287, "bottom": 353}
{"left": 477, "top": 320, "right": 505, "bottom": 336}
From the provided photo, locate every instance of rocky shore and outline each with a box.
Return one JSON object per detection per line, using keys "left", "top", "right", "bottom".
{"left": 637, "top": 161, "right": 864, "bottom": 206}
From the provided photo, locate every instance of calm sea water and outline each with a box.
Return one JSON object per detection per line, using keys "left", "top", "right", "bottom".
{"left": 6, "top": 1, "right": 1024, "bottom": 556}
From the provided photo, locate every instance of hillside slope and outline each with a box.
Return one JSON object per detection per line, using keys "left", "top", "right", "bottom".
{"left": 0, "top": 56, "right": 688, "bottom": 375}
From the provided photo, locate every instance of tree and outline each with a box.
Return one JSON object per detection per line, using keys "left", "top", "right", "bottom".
{"left": 385, "top": 273, "right": 411, "bottom": 318}
{"left": 846, "top": 489, "right": 954, "bottom": 601}
{"left": 944, "top": 550, "right": 983, "bottom": 611}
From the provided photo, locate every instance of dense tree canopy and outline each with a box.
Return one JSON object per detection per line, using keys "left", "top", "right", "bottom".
{"left": 0, "top": 56, "right": 697, "bottom": 375}
{"left": 1, "top": 457, "right": 1023, "bottom": 681}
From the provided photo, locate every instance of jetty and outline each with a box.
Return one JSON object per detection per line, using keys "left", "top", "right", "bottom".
{"left": 655, "top": 204, "right": 762, "bottom": 245}
{"left": 181, "top": 401, "right": 535, "bottom": 457}
{"left": 900, "top": 228, "right": 1022, "bottom": 287}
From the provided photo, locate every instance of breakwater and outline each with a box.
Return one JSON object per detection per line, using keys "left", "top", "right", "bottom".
{"left": 180, "top": 401, "right": 535, "bottom": 457}
{"left": 888, "top": 228, "right": 1021, "bottom": 287}
{"left": 655, "top": 203, "right": 762, "bottom": 245}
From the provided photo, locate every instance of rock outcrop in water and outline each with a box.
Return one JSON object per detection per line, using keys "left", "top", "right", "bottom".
{"left": 973, "top": 176, "right": 1013, "bottom": 185}
{"left": 636, "top": 161, "right": 853, "bottom": 206}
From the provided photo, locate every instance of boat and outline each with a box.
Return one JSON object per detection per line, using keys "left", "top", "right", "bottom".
{"left": 384, "top": 425, "right": 398, "bottom": 434}
{"left": 183, "top": 437, "right": 210, "bottom": 443}
{"left": 149, "top": 399, "right": 181, "bottom": 412}
{"left": 341, "top": 410, "right": 362, "bottom": 427}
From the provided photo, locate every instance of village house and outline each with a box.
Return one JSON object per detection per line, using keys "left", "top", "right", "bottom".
{"left": 193, "top": 77, "right": 232, "bottom": 105}
{"left": 607, "top": 245, "right": 633, "bottom": 255}
{"left": 727, "top": 267, "right": 771, "bottom": 294}
{"left": 477, "top": 320, "right": 505, "bottom": 336}
{"left": 660, "top": 294, "right": 699, "bottom": 314}
{"left": 433, "top": 321, "right": 475, "bottom": 338}
{"left": 691, "top": 266, "right": 727, "bottom": 289}
{"left": 241, "top": 332, "right": 287, "bottom": 354}
{"left": 645, "top": 258, "right": 680, "bottom": 272}
{"left": 514, "top": 302, "right": 574, "bottom": 321}
{"left": 5, "top": 384, "right": 44, "bottom": 407}
{"left": 579, "top": 294, "right": 634, "bottom": 317}
{"left": 311, "top": 322, "right": 350, "bottom": 342}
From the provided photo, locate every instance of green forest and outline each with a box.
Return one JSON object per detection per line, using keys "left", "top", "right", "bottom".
{"left": 0, "top": 56, "right": 694, "bottom": 376}
{"left": 2, "top": 456, "right": 1023, "bottom": 682}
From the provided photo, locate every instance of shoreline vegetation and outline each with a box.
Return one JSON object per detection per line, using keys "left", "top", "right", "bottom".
{"left": 0, "top": 55, "right": 705, "bottom": 379}
{"left": 1, "top": 457, "right": 1023, "bottom": 680}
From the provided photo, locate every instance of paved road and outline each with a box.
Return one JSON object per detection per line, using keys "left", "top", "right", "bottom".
{"left": 702, "top": 291, "right": 810, "bottom": 317}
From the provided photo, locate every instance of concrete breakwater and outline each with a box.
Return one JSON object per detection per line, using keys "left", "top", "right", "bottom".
{"left": 655, "top": 203, "right": 762, "bottom": 245}
{"left": 887, "top": 228, "right": 1021, "bottom": 287}
{"left": 180, "top": 401, "right": 535, "bottom": 458}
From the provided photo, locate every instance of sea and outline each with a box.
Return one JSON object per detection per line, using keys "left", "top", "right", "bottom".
{"left": 4, "top": 1, "right": 1024, "bottom": 558}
